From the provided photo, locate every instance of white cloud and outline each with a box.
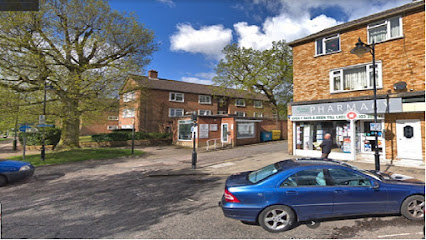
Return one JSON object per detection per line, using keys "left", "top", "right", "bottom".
{"left": 170, "top": 24, "right": 233, "bottom": 60}
{"left": 234, "top": 0, "right": 410, "bottom": 50}
{"left": 180, "top": 76, "right": 213, "bottom": 85}
{"left": 156, "top": 0, "right": 175, "bottom": 7}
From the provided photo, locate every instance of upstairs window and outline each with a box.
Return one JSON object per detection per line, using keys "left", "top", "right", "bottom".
{"left": 217, "top": 111, "right": 227, "bottom": 115}
{"left": 330, "top": 61, "right": 382, "bottom": 93}
{"left": 254, "top": 100, "right": 263, "bottom": 108}
{"left": 169, "top": 92, "right": 184, "bottom": 102}
{"left": 123, "top": 91, "right": 136, "bottom": 102}
{"left": 254, "top": 112, "right": 263, "bottom": 118}
{"left": 122, "top": 108, "right": 135, "bottom": 118}
{"left": 235, "top": 98, "right": 246, "bottom": 107}
{"left": 368, "top": 16, "right": 402, "bottom": 44}
{"left": 235, "top": 111, "right": 246, "bottom": 117}
{"left": 108, "top": 116, "right": 119, "bottom": 121}
{"left": 169, "top": 108, "right": 184, "bottom": 117}
{"left": 198, "top": 95, "right": 212, "bottom": 104}
{"left": 198, "top": 110, "right": 212, "bottom": 116}
{"left": 315, "top": 34, "right": 340, "bottom": 56}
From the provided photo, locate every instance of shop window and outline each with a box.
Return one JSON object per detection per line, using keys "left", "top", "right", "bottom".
{"left": 178, "top": 120, "right": 193, "bottom": 141}
{"left": 237, "top": 122, "right": 255, "bottom": 139}
{"left": 330, "top": 62, "right": 382, "bottom": 93}
{"left": 367, "top": 16, "right": 402, "bottom": 44}
{"left": 403, "top": 125, "right": 414, "bottom": 139}
{"left": 315, "top": 34, "right": 340, "bottom": 56}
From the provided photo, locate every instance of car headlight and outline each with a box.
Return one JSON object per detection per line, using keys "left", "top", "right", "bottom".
{"left": 19, "top": 165, "right": 31, "bottom": 171}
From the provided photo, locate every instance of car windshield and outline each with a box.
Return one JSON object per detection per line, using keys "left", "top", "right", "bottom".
{"left": 248, "top": 163, "right": 280, "bottom": 183}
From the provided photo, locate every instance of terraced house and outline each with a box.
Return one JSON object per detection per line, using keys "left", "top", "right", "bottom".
{"left": 119, "top": 70, "right": 276, "bottom": 134}
{"left": 288, "top": 1, "right": 425, "bottom": 167}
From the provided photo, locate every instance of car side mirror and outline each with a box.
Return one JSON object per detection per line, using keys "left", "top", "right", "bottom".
{"left": 372, "top": 181, "right": 380, "bottom": 189}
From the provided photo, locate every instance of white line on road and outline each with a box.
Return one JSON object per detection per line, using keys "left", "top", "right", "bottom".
{"left": 377, "top": 232, "right": 423, "bottom": 238}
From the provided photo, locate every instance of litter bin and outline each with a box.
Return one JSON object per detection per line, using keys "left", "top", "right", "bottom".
{"left": 271, "top": 130, "right": 281, "bottom": 140}
{"left": 260, "top": 131, "right": 272, "bottom": 142}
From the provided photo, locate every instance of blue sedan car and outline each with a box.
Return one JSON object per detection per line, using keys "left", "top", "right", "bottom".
{"left": 220, "top": 158, "right": 425, "bottom": 233}
{"left": 0, "top": 159, "right": 35, "bottom": 186}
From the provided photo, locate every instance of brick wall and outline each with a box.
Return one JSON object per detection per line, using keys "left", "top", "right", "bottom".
{"left": 292, "top": 9, "right": 425, "bottom": 102}
{"left": 80, "top": 111, "right": 119, "bottom": 136}
{"left": 259, "top": 119, "right": 288, "bottom": 140}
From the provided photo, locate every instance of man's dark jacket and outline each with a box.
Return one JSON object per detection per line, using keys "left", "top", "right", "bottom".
{"left": 320, "top": 138, "right": 332, "bottom": 154}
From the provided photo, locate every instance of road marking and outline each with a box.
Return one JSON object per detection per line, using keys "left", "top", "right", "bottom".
{"left": 377, "top": 232, "right": 423, "bottom": 238}
{"left": 208, "top": 162, "right": 235, "bottom": 169}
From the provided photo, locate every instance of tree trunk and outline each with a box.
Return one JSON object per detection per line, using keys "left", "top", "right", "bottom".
{"left": 56, "top": 100, "right": 80, "bottom": 149}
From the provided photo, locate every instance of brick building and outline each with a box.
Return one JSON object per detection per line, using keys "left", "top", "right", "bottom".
{"left": 288, "top": 1, "right": 425, "bottom": 167}
{"left": 119, "top": 70, "right": 277, "bottom": 134}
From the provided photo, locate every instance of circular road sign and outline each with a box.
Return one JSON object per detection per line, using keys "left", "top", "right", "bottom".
{"left": 346, "top": 111, "right": 357, "bottom": 120}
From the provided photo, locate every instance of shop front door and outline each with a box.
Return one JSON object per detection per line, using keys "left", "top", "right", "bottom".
{"left": 396, "top": 120, "right": 422, "bottom": 160}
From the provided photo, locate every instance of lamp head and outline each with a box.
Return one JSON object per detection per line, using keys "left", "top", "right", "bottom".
{"left": 350, "top": 38, "right": 371, "bottom": 58}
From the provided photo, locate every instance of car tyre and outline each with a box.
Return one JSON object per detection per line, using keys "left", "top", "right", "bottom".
{"left": 401, "top": 195, "right": 424, "bottom": 221}
{"left": 0, "top": 174, "right": 7, "bottom": 187}
{"left": 258, "top": 205, "right": 295, "bottom": 233}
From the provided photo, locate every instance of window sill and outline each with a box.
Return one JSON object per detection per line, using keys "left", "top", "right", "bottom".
{"left": 235, "top": 105, "right": 246, "bottom": 107}
{"left": 315, "top": 50, "right": 342, "bottom": 58}
{"left": 199, "top": 102, "right": 212, "bottom": 105}
{"left": 330, "top": 86, "right": 383, "bottom": 94}
{"left": 169, "top": 100, "right": 184, "bottom": 103}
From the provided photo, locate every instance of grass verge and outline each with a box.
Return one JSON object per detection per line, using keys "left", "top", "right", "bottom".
{"left": 9, "top": 148, "right": 143, "bottom": 167}
{"left": 79, "top": 136, "right": 93, "bottom": 143}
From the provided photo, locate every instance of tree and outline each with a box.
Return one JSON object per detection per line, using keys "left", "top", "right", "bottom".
{"left": 213, "top": 41, "right": 293, "bottom": 119}
{"left": 0, "top": 0, "right": 157, "bottom": 149}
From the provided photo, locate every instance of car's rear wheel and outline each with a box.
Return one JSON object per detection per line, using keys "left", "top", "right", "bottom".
{"left": 0, "top": 174, "right": 7, "bottom": 187}
{"left": 401, "top": 195, "right": 424, "bottom": 220}
{"left": 258, "top": 205, "right": 295, "bottom": 233}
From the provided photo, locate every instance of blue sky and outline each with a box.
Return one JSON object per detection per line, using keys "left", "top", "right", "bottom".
{"left": 108, "top": 0, "right": 411, "bottom": 85}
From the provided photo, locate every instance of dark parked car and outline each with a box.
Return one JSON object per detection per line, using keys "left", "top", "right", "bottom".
{"left": 0, "top": 159, "right": 35, "bottom": 186}
{"left": 220, "top": 158, "right": 425, "bottom": 233}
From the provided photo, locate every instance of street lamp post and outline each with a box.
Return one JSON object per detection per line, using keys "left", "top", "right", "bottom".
{"left": 41, "top": 80, "right": 47, "bottom": 161}
{"left": 350, "top": 38, "right": 380, "bottom": 171}
{"left": 191, "top": 112, "right": 197, "bottom": 169}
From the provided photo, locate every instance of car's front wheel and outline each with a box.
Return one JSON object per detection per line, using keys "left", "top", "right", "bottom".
{"left": 258, "top": 205, "right": 295, "bottom": 233}
{"left": 401, "top": 195, "right": 424, "bottom": 220}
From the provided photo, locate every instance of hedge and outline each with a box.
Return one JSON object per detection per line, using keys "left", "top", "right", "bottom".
{"left": 18, "top": 128, "right": 61, "bottom": 146}
{"left": 91, "top": 131, "right": 172, "bottom": 142}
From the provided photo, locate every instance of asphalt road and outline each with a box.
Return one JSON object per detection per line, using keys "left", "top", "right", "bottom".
{"left": 0, "top": 141, "right": 424, "bottom": 238}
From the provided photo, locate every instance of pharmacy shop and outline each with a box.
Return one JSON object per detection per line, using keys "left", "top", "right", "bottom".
{"left": 289, "top": 98, "right": 402, "bottom": 161}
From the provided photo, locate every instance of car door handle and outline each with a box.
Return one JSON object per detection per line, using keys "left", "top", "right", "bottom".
{"left": 286, "top": 191, "right": 298, "bottom": 195}
{"left": 334, "top": 190, "right": 345, "bottom": 194}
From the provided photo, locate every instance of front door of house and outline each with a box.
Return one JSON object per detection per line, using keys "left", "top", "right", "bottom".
{"left": 221, "top": 123, "right": 228, "bottom": 143}
{"left": 396, "top": 120, "right": 422, "bottom": 160}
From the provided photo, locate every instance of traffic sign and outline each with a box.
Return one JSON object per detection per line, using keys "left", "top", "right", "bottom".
{"left": 370, "top": 123, "right": 382, "bottom": 131}
{"left": 346, "top": 111, "right": 357, "bottom": 120}
{"left": 39, "top": 115, "right": 46, "bottom": 124}
{"left": 19, "top": 125, "right": 32, "bottom": 132}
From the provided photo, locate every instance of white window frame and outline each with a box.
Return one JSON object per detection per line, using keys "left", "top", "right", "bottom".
{"left": 217, "top": 111, "right": 227, "bottom": 115}
{"left": 178, "top": 120, "right": 193, "bottom": 141}
{"left": 108, "top": 116, "right": 119, "bottom": 121}
{"left": 122, "top": 108, "right": 135, "bottom": 118}
{"left": 315, "top": 34, "right": 341, "bottom": 56}
{"left": 123, "top": 91, "right": 136, "bottom": 103}
{"left": 169, "top": 92, "right": 184, "bottom": 102}
{"left": 253, "top": 112, "right": 263, "bottom": 118}
{"left": 198, "top": 95, "right": 212, "bottom": 104}
{"left": 367, "top": 16, "right": 403, "bottom": 44}
{"left": 235, "top": 111, "right": 246, "bottom": 117}
{"left": 107, "top": 125, "right": 119, "bottom": 130}
{"left": 169, "top": 108, "right": 184, "bottom": 117}
{"left": 198, "top": 110, "right": 212, "bottom": 116}
{"left": 254, "top": 100, "right": 263, "bottom": 108}
{"left": 237, "top": 122, "right": 256, "bottom": 139}
{"left": 235, "top": 98, "right": 246, "bottom": 107}
{"left": 329, "top": 61, "right": 383, "bottom": 93}
{"left": 121, "top": 125, "right": 133, "bottom": 129}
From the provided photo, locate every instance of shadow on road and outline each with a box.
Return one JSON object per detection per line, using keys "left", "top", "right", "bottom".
{"left": 1, "top": 170, "right": 223, "bottom": 238}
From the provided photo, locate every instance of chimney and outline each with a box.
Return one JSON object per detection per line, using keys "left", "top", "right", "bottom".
{"left": 148, "top": 70, "right": 158, "bottom": 79}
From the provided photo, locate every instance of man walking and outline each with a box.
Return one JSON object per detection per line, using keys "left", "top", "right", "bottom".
{"left": 320, "top": 133, "right": 332, "bottom": 160}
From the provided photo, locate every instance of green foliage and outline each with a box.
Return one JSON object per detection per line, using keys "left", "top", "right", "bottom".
{"left": 91, "top": 131, "right": 172, "bottom": 142}
{"left": 9, "top": 148, "right": 143, "bottom": 167}
{"left": 18, "top": 128, "right": 61, "bottom": 146}
{"left": 213, "top": 40, "right": 293, "bottom": 119}
{"left": 0, "top": 0, "right": 157, "bottom": 148}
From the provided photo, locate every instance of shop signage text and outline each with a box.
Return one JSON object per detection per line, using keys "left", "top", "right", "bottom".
{"left": 292, "top": 98, "right": 402, "bottom": 116}
{"left": 290, "top": 114, "right": 384, "bottom": 121}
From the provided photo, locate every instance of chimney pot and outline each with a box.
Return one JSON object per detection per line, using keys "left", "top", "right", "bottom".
{"left": 148, "top": 70, "right": 158, "bottom": 79}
